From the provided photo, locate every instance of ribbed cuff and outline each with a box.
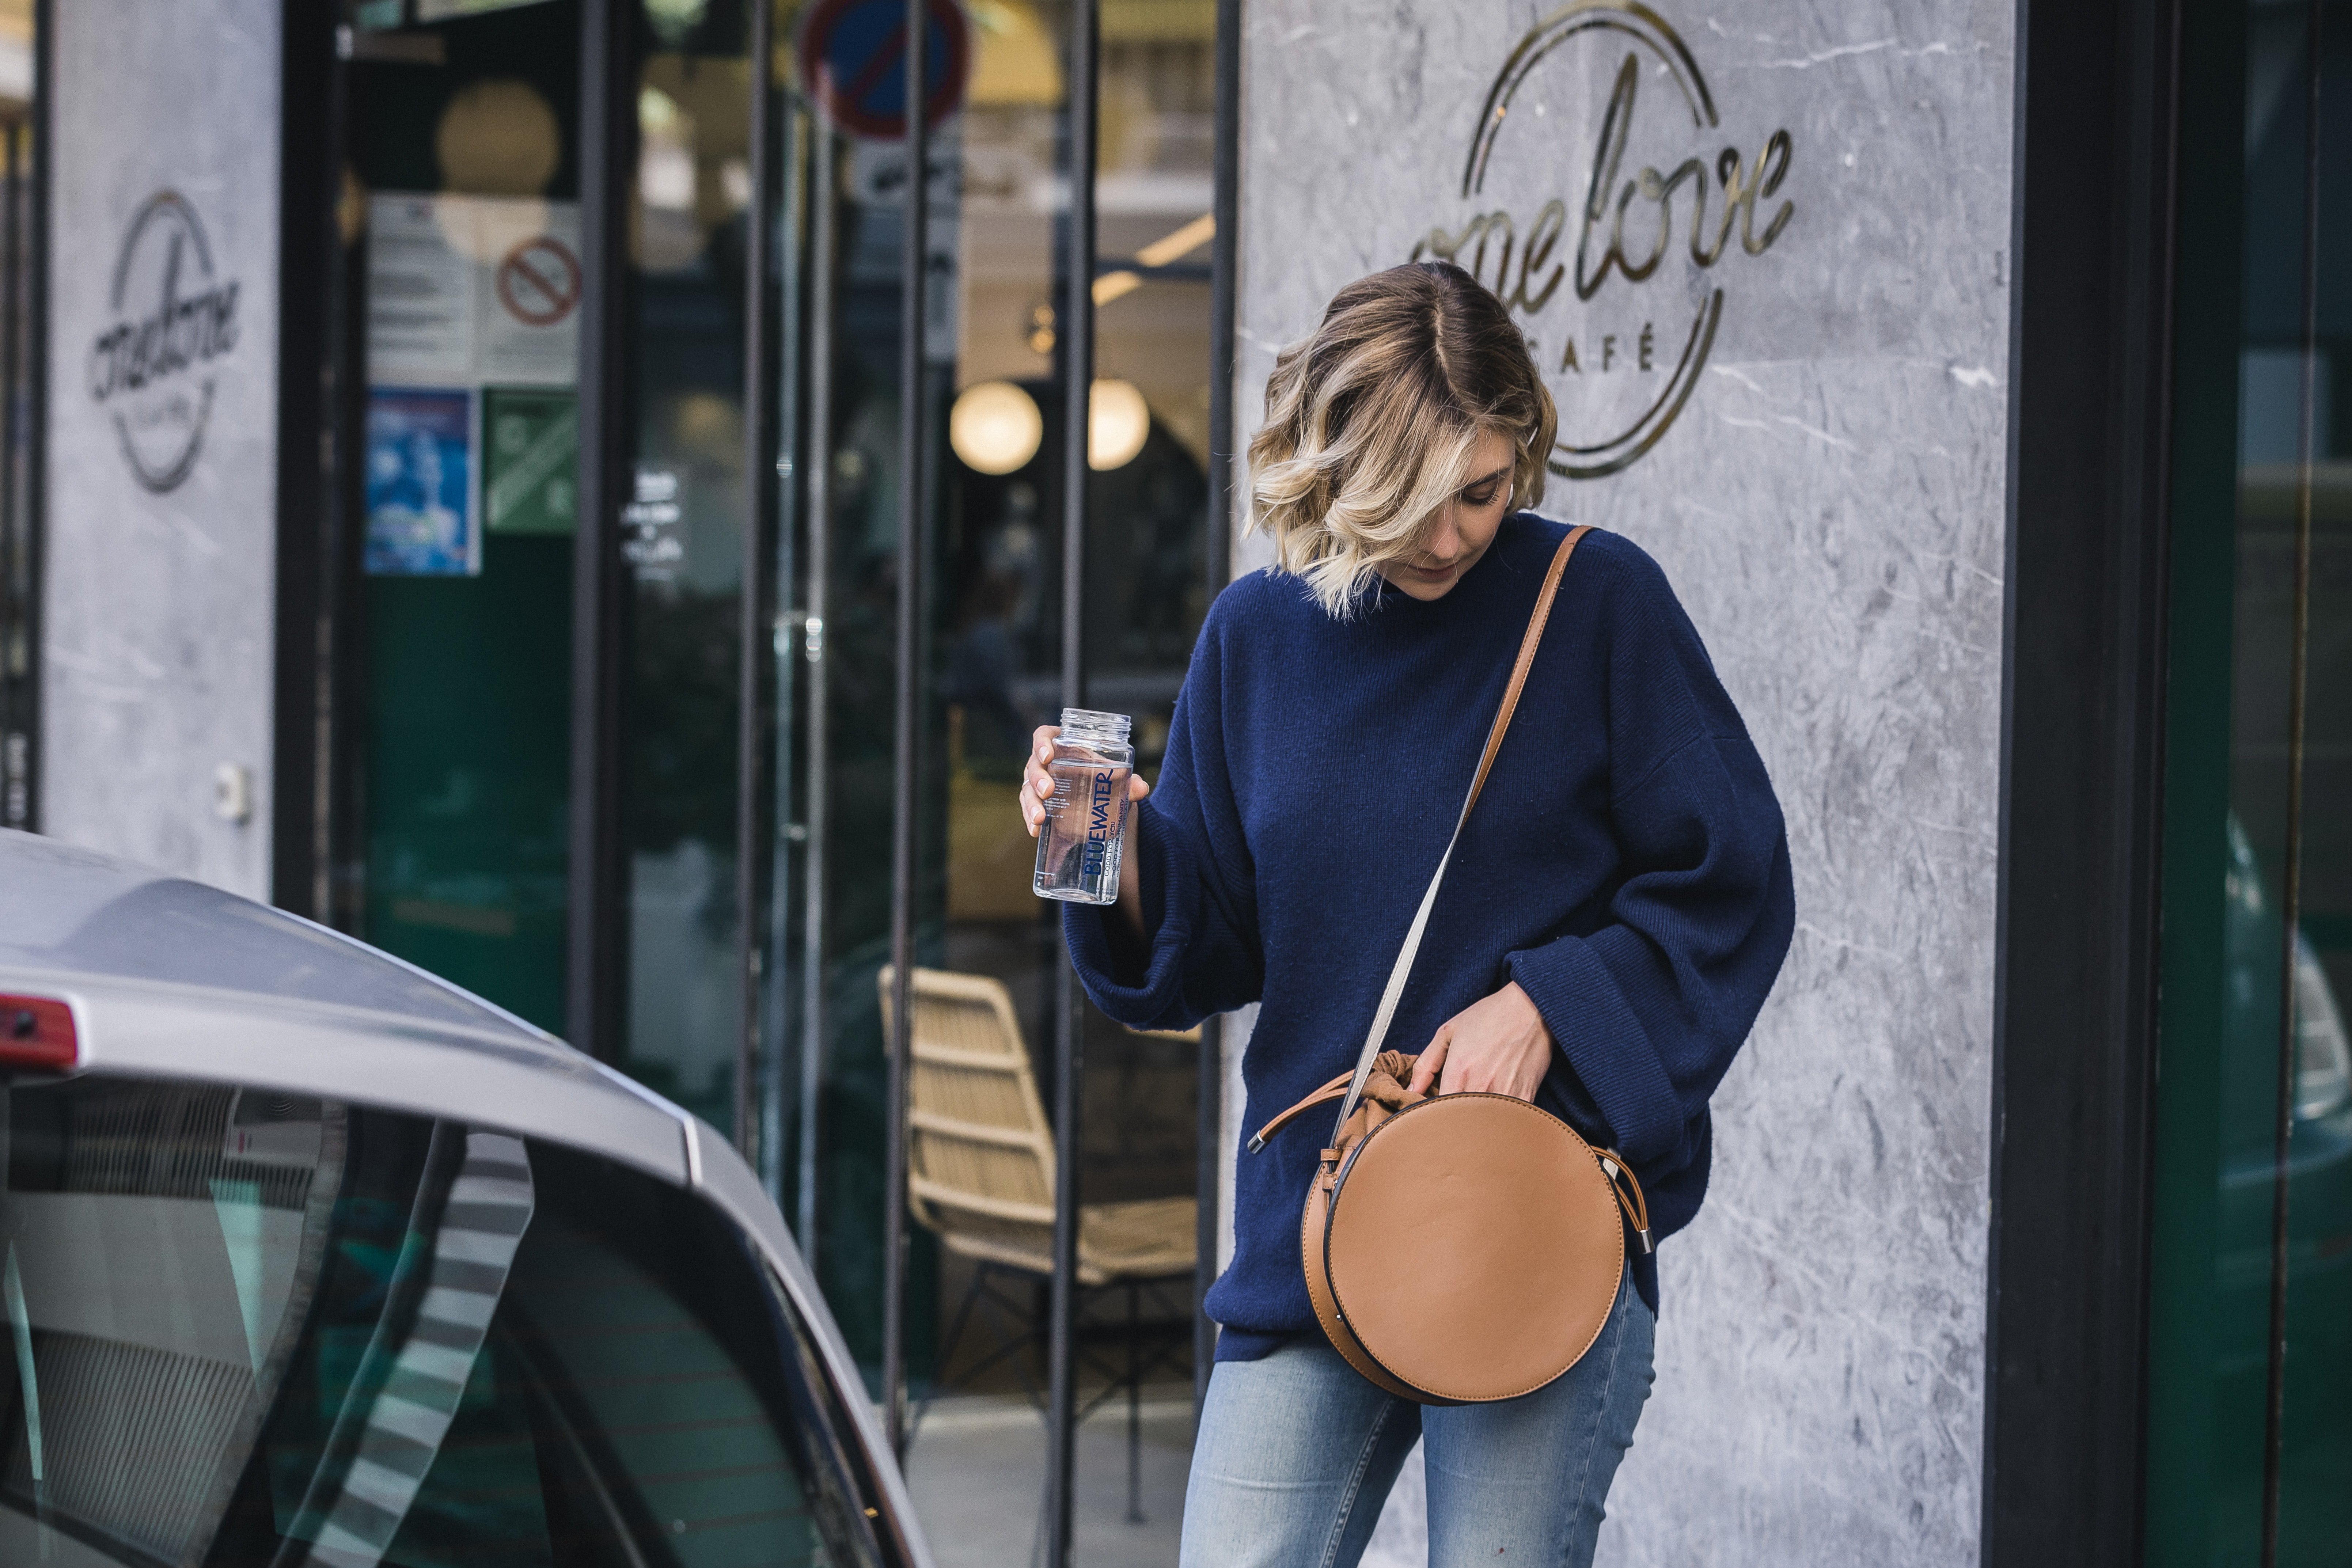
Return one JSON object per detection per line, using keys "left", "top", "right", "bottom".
{"left": 1061, "top": 797, "right": 1198, "bottom": 1031}
{"left": 1506, "top": 932, "right": 1683, "bottom": 1165}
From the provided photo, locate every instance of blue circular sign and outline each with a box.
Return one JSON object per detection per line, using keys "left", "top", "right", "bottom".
{"left": 798, "top": 0, "right": 970, "bottom": 141}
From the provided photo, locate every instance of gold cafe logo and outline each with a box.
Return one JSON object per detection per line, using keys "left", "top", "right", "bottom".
{"left": 1415, "top": 2, "right": 1794, "bottom": 478}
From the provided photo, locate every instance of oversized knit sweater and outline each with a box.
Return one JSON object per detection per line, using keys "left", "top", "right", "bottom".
{"left": 1065, "top": 514, "right": 1795, "bottom": 1359}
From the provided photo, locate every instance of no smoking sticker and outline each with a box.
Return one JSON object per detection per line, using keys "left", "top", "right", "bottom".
{"left": 496, "top": 235, "right": 581, "bottom": 328}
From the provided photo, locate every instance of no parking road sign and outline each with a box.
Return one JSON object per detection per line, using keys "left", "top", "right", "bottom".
{"left": 798, "top": 0, "right": 970, "bottom": 141}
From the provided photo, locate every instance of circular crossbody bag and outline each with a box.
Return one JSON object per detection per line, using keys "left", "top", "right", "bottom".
{"left": 1248, "top": 525, "right": 1652, "bottom": 1405}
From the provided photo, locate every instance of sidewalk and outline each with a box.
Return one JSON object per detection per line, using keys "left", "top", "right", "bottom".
{"left": 904, "top": 1389, "right": 1196, "bottom": 1567}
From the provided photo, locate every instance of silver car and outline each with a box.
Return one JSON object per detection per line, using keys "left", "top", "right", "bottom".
{"left": 0, "top": 829, "right": 932, "bottom": 1568}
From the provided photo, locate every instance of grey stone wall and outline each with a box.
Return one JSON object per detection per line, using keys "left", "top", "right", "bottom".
{"left": 1228, "top": 3, "right": 2013, "bottom": 1560}
{"left": 42, "top": 0, "right": 283, "bottom": 897}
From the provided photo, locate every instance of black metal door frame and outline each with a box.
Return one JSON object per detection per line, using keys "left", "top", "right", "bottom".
{"left": 568, "top": 0, "right": 636, "bottom": 1061}
{"left": 270, "top": 0, "right": 353, "bottom": 923}
{"left": 0, "top": 0, "right": 48, "bottom": 839}
{"left": 1983, "top": 0, "right": 2188, "bottom": 1558}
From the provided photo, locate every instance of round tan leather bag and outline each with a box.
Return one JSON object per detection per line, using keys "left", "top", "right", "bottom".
{"left": 1248, "top": 526, "right": 1652, "bottom": 1405}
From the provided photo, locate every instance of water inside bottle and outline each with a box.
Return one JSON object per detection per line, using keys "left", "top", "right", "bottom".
{"left": 1034, "top": 756, "right": 1131, "bottom": 904}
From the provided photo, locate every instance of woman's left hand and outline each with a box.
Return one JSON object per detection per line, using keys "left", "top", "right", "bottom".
{"left": 1407, "top": 982, "right": 1555, "bottom": 1101}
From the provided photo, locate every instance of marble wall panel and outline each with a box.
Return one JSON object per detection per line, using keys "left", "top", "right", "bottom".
{"left": 1229, "top": 3, "right": 2013, "bottom": 1560}
{"left": 42, "top": 0, "right": 283, "bottom": 898}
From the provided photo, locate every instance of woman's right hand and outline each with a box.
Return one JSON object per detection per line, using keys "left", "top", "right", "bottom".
{"left": 1023, "top": 724, "right": 1152, "bottom": 940}
{"left": 1021, "top": 725, "right": 1062, "bottom": 837}
{"left": 1021, "top": 724, "right": 1152, "bottom": 836}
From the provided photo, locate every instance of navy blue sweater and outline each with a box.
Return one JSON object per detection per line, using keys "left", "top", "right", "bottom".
{"left": 1065, "top": 515, "right": 1794, "bottom": 1359}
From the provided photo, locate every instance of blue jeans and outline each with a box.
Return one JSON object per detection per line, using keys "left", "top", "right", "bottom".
{"left": 1180, "top": 1274, "right": 1655, "bottom": 1568}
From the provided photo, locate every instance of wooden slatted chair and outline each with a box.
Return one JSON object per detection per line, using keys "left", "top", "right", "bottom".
{"left": 879, "top": 966, "right": 1196, "bottom": 1520}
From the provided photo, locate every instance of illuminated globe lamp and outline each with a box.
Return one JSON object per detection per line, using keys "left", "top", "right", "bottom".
{"left": 1088, "top": 377, "right": 1149, "bottom": 471}
{"left": 949, "top": 380, "right": 1044, "bottom": 475}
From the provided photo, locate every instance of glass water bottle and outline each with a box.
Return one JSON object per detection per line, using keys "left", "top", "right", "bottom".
{"left": 1033, "top": 708, "right": 1134, "bottom": 905}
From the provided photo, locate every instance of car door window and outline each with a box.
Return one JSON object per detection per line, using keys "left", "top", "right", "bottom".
{"left": 0, "top": 1077, "right": 895, "bottom": 1568}
{"left": 0, "top": 1079, "right": 339, "bottom": 1566}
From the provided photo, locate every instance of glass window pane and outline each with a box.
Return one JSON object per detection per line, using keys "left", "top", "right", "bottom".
{"left": 0, "top": 1080, "right": 340, "bottom": 1565}
{"left": 763, "top": 1, "right": 1217, "bottom": 1553}
{"left": 349, "top": 2, "right": 588, "bottom": 1034}
{"left": 2151, "top": 3, "right": 2352, "bottom": 1561}
{"left": 2273, "top": 0, "right": 2352, "bottom": 1549}
{"left": 615, "top": 0, "right": 756, "bottom": 1136}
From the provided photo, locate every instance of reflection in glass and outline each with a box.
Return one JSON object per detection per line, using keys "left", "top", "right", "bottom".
{"left": 349, "top": 2, "right": 586, "bottom": 1034}
{"left": 2149, "top": 3, "right": 2352, "bottom": 1561}
{"left": 618, "top": 2, "right": 758, "bottom": 1134}
{"left": 0, "top": 1076, "right": 894, "bottom": 1567}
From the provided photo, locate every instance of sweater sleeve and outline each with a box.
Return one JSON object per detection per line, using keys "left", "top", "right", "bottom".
{"left": 1063, "top": 609, "right": 1265, "bottom": 1030}
{"left": 1505, "top": 552, "right": 1795, "bottom": 1169}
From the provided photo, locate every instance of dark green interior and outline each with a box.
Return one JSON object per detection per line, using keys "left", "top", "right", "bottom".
{"left": 2148, "top": 0, "right": 2352, "bottom": 1558}
{"left": 352, "top": 1, "right": 586, "bottom": 1036}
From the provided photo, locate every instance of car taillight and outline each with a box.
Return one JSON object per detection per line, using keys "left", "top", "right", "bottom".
{"left": 0, "top": 995, "right": 77, "bottom": 1071}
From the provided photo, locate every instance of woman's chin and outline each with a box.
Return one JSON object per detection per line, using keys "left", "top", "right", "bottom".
{"left": 1384, "top": 565, "right": 1461, "bottom": 600}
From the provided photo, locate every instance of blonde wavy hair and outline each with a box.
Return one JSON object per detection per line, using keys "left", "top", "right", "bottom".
{"left": 1247, "top": 261, "right": 1557, "bottom": 616}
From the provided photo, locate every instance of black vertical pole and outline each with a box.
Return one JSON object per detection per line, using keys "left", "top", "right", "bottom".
{"left": 1046, "top": 0, "right": 1097, "bottom": 1559}
{"left": 799, "top": 114, "right": 838, "bottom": 1267}
{"left": 882, "top": 0, "right": 929, "bottom": 1462}
{"left": 570, "top": 0, "right": 634, "bottom": 1059}
{"left": 734, "top": 0, "right": 779, "bottom": 1161}
{"left": 767, "top": 99, "right": 809, "bottom": 1206}
{"left": 270, "top": 0, "right": 341, "bottom": 922}
{"left": 17, "top": 0, "right": 47, "bottom": 837}
{"left": 2259, "top": 7, "right": 2323, "bottom": 1560}
{"left": 1196, "top": 0, "right": 1241, "bottom": 1421}
{"left": 0, "top": 119, "right": 20, "bottom": 831}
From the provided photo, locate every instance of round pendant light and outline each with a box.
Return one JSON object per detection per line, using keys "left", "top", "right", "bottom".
{"left": 949, "top": 380, "right": 1045, "bottom": 475}
{"left": 1088, "top": 377, "right": 1149, "bottom": 471}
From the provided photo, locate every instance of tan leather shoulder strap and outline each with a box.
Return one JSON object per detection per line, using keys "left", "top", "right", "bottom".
{"left": 1305, "top": 524, "right": 1593, "bottom": 1142}
{"left": 1245, "top": 1070, "right": 1355, "bottom": 1154}
{"left": 1464, "top": 524, "right": 1588, "bottom": 817}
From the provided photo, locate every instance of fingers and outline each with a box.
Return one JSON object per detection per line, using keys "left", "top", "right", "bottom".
{"left": 1408, "top": 1032, "right": 1448, "bottom": 1096}
{"left": 1127, "top": 772, "right": 1152, "bottom": 801}
{"left": 1023, "top": 768, "right": 1055, "bottom": 836}
{"left": 1021, "top": 726, "right": 1062, "bottom": 839}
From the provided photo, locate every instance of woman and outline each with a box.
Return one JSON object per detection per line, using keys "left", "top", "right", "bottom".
{"left": 1020, "top": 261, "right": 1793, "bottom": 1567}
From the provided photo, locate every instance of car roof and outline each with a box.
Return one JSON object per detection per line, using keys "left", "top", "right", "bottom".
{"left": 0, "top": 826, "right": 702, "bottom": 1178}
{"left": 0, "top": 829, "right": 547, "bottom": 1036}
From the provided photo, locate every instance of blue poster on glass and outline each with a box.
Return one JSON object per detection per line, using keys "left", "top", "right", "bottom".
{"left": 365, "top": 387, "right": 479, "bottom": 576}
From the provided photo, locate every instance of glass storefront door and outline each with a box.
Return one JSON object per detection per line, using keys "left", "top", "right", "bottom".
{"left": 2149, "top": 1, "right": 2352, "bottom": 1561}
{"left": 348, "top": 1, "right": 588, "bottom": 1036}
{"left": 344, "top": 0, "right": 765, "bottom": 1126}
{"left": 763, "top": 0, "right": 1216, "bottom": 1553}
{"left": 613, "top": 0, "right": 758, "bottom": 1140}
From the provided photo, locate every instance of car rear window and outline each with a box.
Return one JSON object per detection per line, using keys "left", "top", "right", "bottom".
{"left": 0, "top": 1075, "right": 895, "bottom": 1568}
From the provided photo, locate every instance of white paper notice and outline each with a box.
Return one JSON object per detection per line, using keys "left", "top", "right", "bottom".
{"left": 367, "top": 193, "right": 580, "bottom": 388}
{"left": 367, "top": 194, "right": 475, "bottom": 385}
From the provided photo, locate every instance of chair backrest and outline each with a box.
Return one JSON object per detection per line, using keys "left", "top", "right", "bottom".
{"left": 876, "top": 967, "right": 1057, "bottom": 1261}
